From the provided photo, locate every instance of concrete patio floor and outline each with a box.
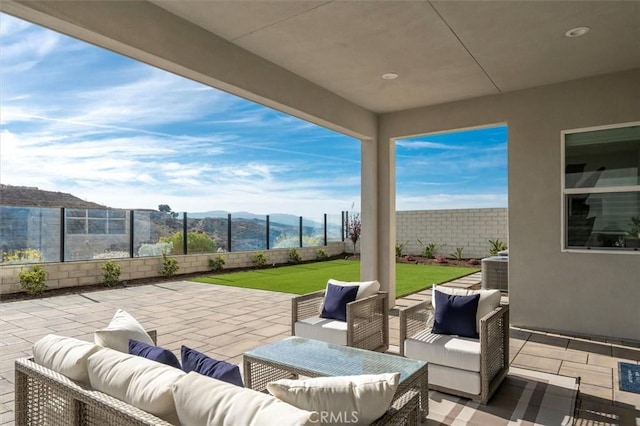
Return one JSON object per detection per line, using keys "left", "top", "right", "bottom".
{"left": 1, "top": 272, "right": 639, "bottom": 425}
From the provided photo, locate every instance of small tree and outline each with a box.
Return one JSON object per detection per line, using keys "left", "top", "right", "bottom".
{"left": 346, "top": 213, "right": 362, "bottom": 254}
{"left": 19, "top": 265, "right": 47, "bottom": 296}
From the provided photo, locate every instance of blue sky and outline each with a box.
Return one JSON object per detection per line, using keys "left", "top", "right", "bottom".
{"left": 0, "top": 13, "right": 507, "bottom": 218}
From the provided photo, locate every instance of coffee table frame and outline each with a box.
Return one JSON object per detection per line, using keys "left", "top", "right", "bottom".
{"left": 243, "top": 337, "right": 428, "bottom": 419}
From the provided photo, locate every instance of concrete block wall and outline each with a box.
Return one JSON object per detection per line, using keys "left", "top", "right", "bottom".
{"left": 397, "top": 208, "right": 508, "bottom": 259}
{"left": 0, "top": 242, "right": 345, "bottom": 296}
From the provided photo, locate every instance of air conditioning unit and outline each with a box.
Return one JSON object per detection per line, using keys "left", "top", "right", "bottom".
{"left": 481, "top": 256, "right": 508, "bottom": 291}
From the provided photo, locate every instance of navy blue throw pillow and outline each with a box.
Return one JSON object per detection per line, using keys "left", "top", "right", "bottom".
{"left": 181, "top": 345, "right": 244, "bottom": 387}
{"left": 432, "top": 290, "right": 480, "bottom": 339}
{"left": 128, "top": 339, "right": 181, "bottom": 369}
{"left": 320, "top": 283, "right": 359, "bottom": 322}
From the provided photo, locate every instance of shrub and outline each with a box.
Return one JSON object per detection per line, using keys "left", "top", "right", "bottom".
{"left": 395, "top": 241, "right": 409, "bottom": 257}
{"left": 449, "top": 247, "right": 464, "bottom": 261}
{"left": 19, "top": 265, "right": 47, "bottom": 296}
{"left": 137, "top": 242, "right": 173, "bottom": 257}
{"left": 489, "top": 239, "right": 507, "bottom": 256}
{"left": 160, "top": 252, "right": 179, "bottom": 277}
{"left": 101, "top": 260, "right": 121, "bottom": 287}
{"left": 160, "top": 231, "right": 216, "bottom": 254}
{"left": 434, "top": 254, "right": 448, "bottom": 264}
{"left": 208, "top": 255, "right": 226, "bottom": 272}
{"left": 316, "top": 248, "right": 329, "bottom": 260}
{"left": 250, "top": 251, "right": 269, "bottom": 267}
{"left": 467, "top": 258, "right": 481, "bottom": 266}
{"left": 417, "top": 240, "right": 439, "bottom": 259}
{"left": 288, "top": 248, "right": 302, "bottom": 264}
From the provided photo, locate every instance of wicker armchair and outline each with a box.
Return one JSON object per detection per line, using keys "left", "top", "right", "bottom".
{"left": 292, "top": 290, "right": 389, "bottom": 352}
{"left": 399, "top": 299, "right": 509, "bottom": 404}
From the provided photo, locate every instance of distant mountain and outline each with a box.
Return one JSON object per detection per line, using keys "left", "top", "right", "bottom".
{"left": 0, "top": 184, "right": 105, "bottom": 209}
{"left": 189, "top": 210, "right": 316, "bottom": 226}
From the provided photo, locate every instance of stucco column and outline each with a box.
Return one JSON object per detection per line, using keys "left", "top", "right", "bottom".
{"left": 360, "top": 138, "right": 378, "bottom": 286}
{"left": 360, "top": 136, "right": 396, "bottom": 308}
{"left": 378, "top": 137, "right": 396, "bottom": 308}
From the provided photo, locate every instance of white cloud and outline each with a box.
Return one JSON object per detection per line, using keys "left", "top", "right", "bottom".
{"left": 396, "top": 140, "right": 464, "bottom": 150}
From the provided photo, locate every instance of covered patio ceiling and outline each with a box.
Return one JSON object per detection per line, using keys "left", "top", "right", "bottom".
{"left": 150, "top": 0, "right": 640, "bottom": 113}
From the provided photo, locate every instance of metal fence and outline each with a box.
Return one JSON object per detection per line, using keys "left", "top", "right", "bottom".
{"left": 0, "top": 206, "right": 350, "bottom": 264}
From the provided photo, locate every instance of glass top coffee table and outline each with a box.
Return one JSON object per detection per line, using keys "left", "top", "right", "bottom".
{"left": 243, "top": 336, "right": 428, "bottom": 417}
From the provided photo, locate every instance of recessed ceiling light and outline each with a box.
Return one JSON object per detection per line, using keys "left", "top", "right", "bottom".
{"left": 382, "top": 72, "right": 399, "bottom": 80}
{"left": 565, "top": 26, "right": 590, "bottom": 38}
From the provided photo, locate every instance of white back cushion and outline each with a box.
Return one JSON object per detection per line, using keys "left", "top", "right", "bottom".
{"left": 172, "top": 372, "right": 315, "bottom": 426}
{"left": 87, "top": 347, "right": 184, "bottom": 424}
{"left": 267, "top": 373, "right": 400, "bottom": 426}
{"left": 326, "top": 279, "right": 380, "bottom": 300}
{"left": 33, "top": 334, "right": 102, "bottom": 384}
{"left": 432, "top": 285, "right": 501, "bottom": 332}
{"left": 94, "top": 309, "right": 153, "bottom": 352}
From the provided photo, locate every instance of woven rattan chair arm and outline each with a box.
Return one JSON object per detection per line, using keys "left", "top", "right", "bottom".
{"left": 346, "top": 291, "right": 387, "bottom": 320}
{"left": 398, "top": 301, "right": 431, "bottom": 357}
{"left": 15, "top": 357, "right": 172, "bottom": 426}
{"left": 479, "top": 303, "right": 509, "bottom": 402}
{"left": 370, "top": 390, "right": 420, "bottom": 426}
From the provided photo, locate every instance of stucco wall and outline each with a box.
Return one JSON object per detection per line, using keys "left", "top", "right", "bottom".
{"left": 397, "top": 208, "right": 508, "bottom": 259}
{"left": 380, "top": 69, "right": 640, "bottom": 341}
{"left": 0, "top": 242, "right": 345, "bottom": 295}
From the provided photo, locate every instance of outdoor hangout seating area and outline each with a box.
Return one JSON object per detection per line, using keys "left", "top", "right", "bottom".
{"left": 2, "top": 273, "right": 639, "bottom": 425}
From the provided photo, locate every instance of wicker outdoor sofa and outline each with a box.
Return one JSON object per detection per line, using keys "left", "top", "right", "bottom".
{"left": 15, "top": 329, "right": 421, "bottom": 426}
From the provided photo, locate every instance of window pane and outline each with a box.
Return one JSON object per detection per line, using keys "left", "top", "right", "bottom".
{"left": 108, "top": 210, "right": 126, "bottom": 219}
{"left": 108, "top": 219, "right": 126, "bottom": 234}
{"left": 88, "top": 219, "right": 107, "bottom": 234}
{"left": 66, "top": 218, "right": 86, "bottom": 234}
{"left": 88, "top": 209, "right": 107, "bottom": 218}
{"left": 66, "top": 209, "right": 86, "bottom": 218}
{"left": 566, "top": 191, "right": 640, "bottom": 249}
{"left": 565, "top": 126, "right": 640, "bottom": 188}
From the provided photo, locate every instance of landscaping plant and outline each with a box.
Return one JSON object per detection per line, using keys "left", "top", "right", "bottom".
{"left": 101, "top": 260, "right": 121, "bottom": 286}
{"left": 449, "top": 247, "right": 464, "bottom": 261}
{"left": 251, "top": 251, "right": 269, "bottom": 267}
{"left": 19, "top": 265, "right": 47, "bottom": 296}
{"left": 345, "top": 213, "right": 361, "bottom": 254}
{"left": 288, "top": 248, "right": 302, "bottom": 264}
{"left": 489, "top": 238, "right": 508, "bottom": 256}
{"left": 160, "top": 252, "right": 179, "bottom": 277}
{"left": 417, "top": 240, "right": 440, "bottom": 259}
{"left": 208, "top": 255, "right": 226, "bottom": 272}
{"left": 395, "top": 241, "right": 409, "bottom": 258}
{"left": 1, "top": 248, "right": 42, "bottom": 265}
{"left": 316, "top": 248, "right": 329, "bottom": 261}
{"left": 161, "top": 231, "right": 216, "bottom": 254}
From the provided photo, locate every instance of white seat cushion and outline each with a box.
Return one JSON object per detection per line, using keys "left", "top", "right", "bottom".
{"left": 404, "top": 328, "right": 481, "bottom": 372}
{"left": 267, "top": 373, "right": 400, "bottom": 426}
{"left": 294, "top": 316, "right": 347, "bottom": 346}
{"left": 432, "top": 285, "right": 501, "bottom": 333}
{"left": 430, "top": 363, "right": 481, "bottom": 396}
{"left": 172, "top": 372, "right": 315, "bottom": 426}
{"left": 87, "top": 347, "right": 184, "bottom": 424}
{"left": 33, "top": 334, "right": 102, "bottom": 385}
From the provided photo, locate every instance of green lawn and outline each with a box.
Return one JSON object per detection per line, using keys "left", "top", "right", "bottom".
{"left": 191, "top": 260, "right": 478, "bottom": 298}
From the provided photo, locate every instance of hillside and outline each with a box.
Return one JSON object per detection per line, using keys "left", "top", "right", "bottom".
{"left": 0, "top": 185, "right": 105, "bottom": 209}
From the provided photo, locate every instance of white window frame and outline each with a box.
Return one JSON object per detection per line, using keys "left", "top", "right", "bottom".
{"left": 561, "top": 121, "right": 640, "bottom": 254}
